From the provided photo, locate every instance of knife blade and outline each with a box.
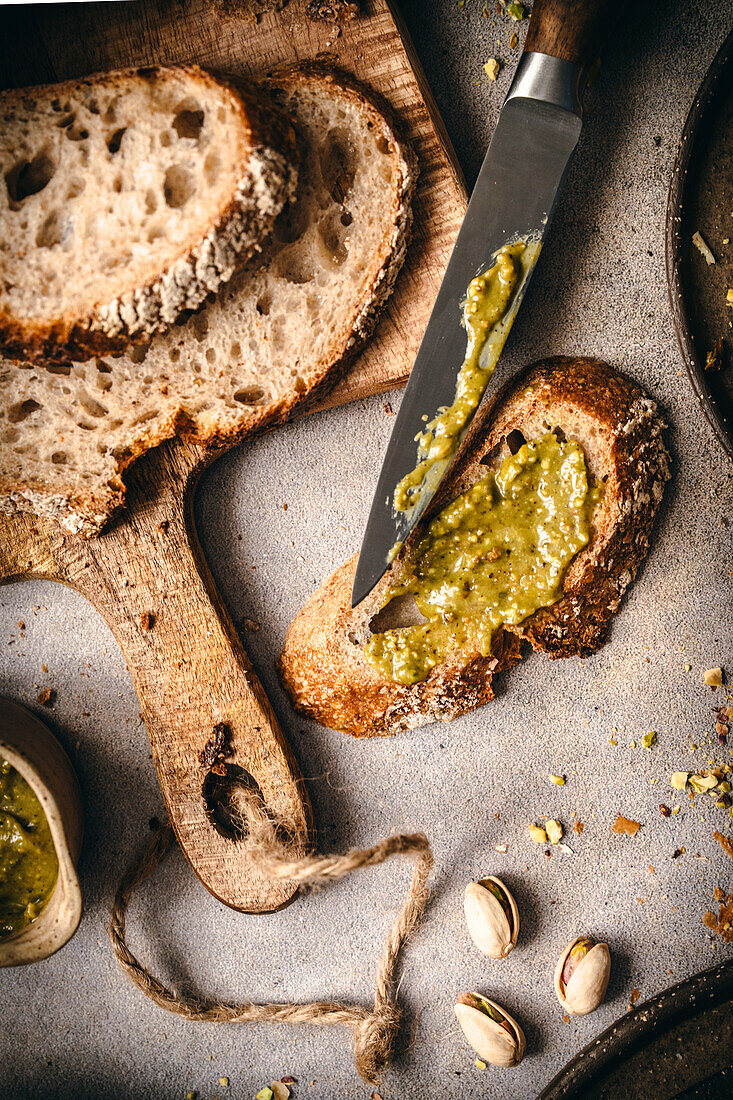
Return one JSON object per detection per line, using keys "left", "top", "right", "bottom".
{"left": 351, "top": 49, "right": 585, "bottom": 608}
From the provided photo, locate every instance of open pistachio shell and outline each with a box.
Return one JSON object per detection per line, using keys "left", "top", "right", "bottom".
{"left": 463, "top": 876, "right": 519, "bottom": 959}
{"left": 454, "top": 992, "right": 526, "bottom": 1067}
{"left": 554, "top": 936, "right": 611, "bottom": 1016}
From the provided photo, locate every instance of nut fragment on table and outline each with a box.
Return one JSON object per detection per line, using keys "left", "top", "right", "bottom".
{"left": 554, "top": 937, "right": 611, "bottom": 1016}
{"left": 454, "top": 992, "right": 526, "bottom": 1067}
{"left": 464, "top": 877, "right": 519, "bottom": 959}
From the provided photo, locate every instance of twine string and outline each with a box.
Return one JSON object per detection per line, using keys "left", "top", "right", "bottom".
{"left": 109, "top": 787, "right": 433, "bottom": 1084}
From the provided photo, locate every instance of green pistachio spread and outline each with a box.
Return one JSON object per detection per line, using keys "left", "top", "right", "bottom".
{"left": 393, "top": 240, "right": 542, "bottom": 515}
{"left": 366, "top": 433, "right": 598, "bottom": 685}
{"left": 0, "top": 758, "right": 58, "bottom": 939}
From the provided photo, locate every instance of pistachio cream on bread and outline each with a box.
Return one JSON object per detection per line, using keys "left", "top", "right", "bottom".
{"left": 0, "top": 758, "right": 58, "bottom": 939}
{"left": 367, "top": 432, "right": 599, "bottom": 685}
{"left": 393, "top": 239, "right": 541, "bottom": 515}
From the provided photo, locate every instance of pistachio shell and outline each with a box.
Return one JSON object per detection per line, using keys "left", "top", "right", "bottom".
{"left": 554, "top": 936, "right": 611, "bottom": 1015}
{"left": 463, "top": 877, "right": 519, "bottom": 959}
{"left": 454, "top": 994, "right": 526, "bottom": 1067}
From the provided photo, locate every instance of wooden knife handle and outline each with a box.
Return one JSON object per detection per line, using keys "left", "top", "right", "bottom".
{"left": 524, "top": 0, "right": 627, "bottom": 68}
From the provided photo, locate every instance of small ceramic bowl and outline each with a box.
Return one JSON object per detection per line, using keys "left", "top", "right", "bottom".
{"left": 0, "top": 698, "right": 83, "bottom": 966}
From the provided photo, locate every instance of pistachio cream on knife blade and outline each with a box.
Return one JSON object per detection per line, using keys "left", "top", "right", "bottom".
{"left": 393, "top": 239, "right": 542, "bottom": 516}
{"left": 366, "top": 432, "right": 600, "bottom": 685}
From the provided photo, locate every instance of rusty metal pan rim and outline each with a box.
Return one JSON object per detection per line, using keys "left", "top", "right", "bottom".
{"left": 666, "top": 26, "right": 733, "bottom": 460}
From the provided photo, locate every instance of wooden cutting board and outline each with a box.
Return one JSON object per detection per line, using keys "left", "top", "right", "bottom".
{"left": 0, "top": 0, "right": 467, "bottom": 911}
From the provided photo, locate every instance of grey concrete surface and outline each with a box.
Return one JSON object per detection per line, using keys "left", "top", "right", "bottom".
{"left": 1, "top": 1, "right": 733, "bottom": 1097}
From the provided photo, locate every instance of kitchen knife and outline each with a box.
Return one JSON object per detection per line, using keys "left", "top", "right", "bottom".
{"left": 352, "top": 0, "right": 624, "bottom": 608}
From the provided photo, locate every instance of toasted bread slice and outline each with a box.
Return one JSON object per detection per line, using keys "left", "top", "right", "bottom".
{"left": 0, "top": 65, "right": 416, "bottom": 535}
{"left": 0, "top": 65, "right": 297, "bottom": 363}
{"left": 278, "top": 358, "right": 671, "bottom": 737}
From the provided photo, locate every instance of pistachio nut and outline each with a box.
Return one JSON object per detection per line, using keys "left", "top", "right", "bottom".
{"left": 464, "top": 876, "right": 519, "bottom": 959}
{"left": 454, "top": 992, "right": 526, "bottom": 1067}
{"left": 554, "top": 936, "right": 611, "bottom": 1016}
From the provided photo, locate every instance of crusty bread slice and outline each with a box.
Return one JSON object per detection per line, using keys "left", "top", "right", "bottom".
{"left": 0, "top": 65, "right": 298, "bottom": 363}
{"left": 278, "top": 358, "right": 671, "bottom": 738}
{"left": 0, "top": 65, "right": 417, "bottom": 535}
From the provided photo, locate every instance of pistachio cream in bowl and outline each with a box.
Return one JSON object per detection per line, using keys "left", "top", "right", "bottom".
{"left": 0, "top": 698, "right": 82, "bottom": 966}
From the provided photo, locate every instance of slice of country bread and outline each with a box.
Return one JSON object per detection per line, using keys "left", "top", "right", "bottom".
{"left": 0, "top": 65, "right": 298, "bottom": 364}
{"left": 0, "top": 64, "right": 417, "bottom": 535}
{"left": 278, "top": 357, "right": 671, "bottom": 738}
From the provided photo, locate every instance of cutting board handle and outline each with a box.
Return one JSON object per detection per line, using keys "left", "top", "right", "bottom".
{"left": 0, "top": 442, "right": 312, "bottom": 913}
{"left": 524, "top": 0, "right": 627, "bottom": 69}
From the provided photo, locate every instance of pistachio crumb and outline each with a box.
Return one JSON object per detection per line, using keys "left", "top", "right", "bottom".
{"left": 642, "top": 731, "right": 657, "bottom": 750}
{"left": 474, "top": 1059, "right": 487, "bottom": 1069}
{"left": 671, "top": 772, "right": 689, "bottom": 790}
{"left": 550, "top": 774, "right": 566, "bottom": 785}
{"left": 484, "top": 58, "right": 500, "bottom": 80}
{"left": 693, "top": 230, "right": 716, "bottom": 264}
{"left": 704, "top": 667, "right": 724, "bottom": 687}
{"left": 545, "top": 819, "right": 563, "bottom": 844}
{"left": 529, "top": 823, "right": 548, "bottom": 843}
{"left": 507, "top": 1, "right": 525, "bottom": 18}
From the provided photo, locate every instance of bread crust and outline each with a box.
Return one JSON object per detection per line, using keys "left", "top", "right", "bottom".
{"left": 0, "top": 64, "right": 417, "bottom": 537}
{"left": 278, "top": 358, "right": 671, "bottom": 737}
{"left": 0, "top": 65, "right": 298, "bottom": 365}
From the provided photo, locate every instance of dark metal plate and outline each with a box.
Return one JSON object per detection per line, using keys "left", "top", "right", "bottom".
{"left": 538, "top": 959, "right": 733, "bottom": 1099}
{"left": 667, "top": 28, "right": 733, "bottom": 459}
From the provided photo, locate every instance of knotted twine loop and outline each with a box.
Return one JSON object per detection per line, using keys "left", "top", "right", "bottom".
{"left": 109, "top": 787, "right": 433, "bottom": 1085}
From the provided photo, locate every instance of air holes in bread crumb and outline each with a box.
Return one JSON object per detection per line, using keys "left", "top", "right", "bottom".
{"left": 233, "top": 386, "right": 266, "bottom": 405}
{"left": 274, "top": 253, "right": 314, "bottom": 284}
{"left": 319, "top": 128, "right": 356, "bottom": 204}
{"left": 229, "top": 342, "right": 241, "bottom": 361}
{"left": 255, "top": 294, "right": 271, "bottom": 316}
{"left": 128, "top": 345, "right": 148, "bottom": 364}
{"left": 36, "top": 210, "right": 69, "bottom": 250}
{"left": 173, "top": 107, "right": 204, "bottom": 140}
{"left": 5, "top": 150, "right": 55, "bottom": 206}
{"left": 8, "top": 399, "right": 41, "bottom": 424}
{"left": 505, "top": 429, "right": 527, "bottom": 454}
{"left": 164, "top": 165, "right": 194, "bottom": 208}
{"left": 66, "top": 123, "right": 89, "bottom": 142}
{"left": 66, "top": 178, "right": 85, "bottom": 200}
{"left": 192, "top": 311, "right": 208, "bottom": 341}
{"left": 107, "top": 128, "right": 126, "bottom": 155}
{"left": 51, "top": 452, "right": 67, "bottom": 464}
{"left": 318, "top": 212, "right": 348, "bottom": 266}
{"left": 78, "top": 394, "right": 108, "bottom": 418}
{"left": 204, "top": 152, "right": 220, "bottom": 186}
